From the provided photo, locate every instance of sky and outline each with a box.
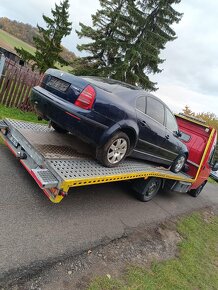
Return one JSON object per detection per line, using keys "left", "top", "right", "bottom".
{"left": 0, "top": 0, "right": 218, "bottom": 116}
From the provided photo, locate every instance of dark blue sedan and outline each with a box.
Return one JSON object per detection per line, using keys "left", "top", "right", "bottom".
{"left": 31, "top": 69, "right": 188, "bottom": 172}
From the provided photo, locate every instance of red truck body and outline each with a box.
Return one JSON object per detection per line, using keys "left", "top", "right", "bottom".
{"left": 176, "top": 114, "right": 217, "bottom": 190}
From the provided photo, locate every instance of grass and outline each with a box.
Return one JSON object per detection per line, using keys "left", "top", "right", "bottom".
{"left": 0, "top": 104, "right": 40, "bottom": 122}
{"left": 208, "top": 177, "right": 218, "bottom": 185}
{"left": 0, "top": 29, "right": 71, "bottom": 72}
{"left": 0, "top": 104, "right": 46, "bottom": 144}
{"left": 88, "top": 212, "right": 218, "bottom": 290}
{"left": 0, "top": 29, "right": 35, "bottom": 55}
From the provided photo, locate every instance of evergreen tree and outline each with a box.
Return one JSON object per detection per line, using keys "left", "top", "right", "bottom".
{"left": 15, "top": 0, "right": 72, "bottom": 73}
{"left": 74, "top": 0, "right": 182, "bottom": 91}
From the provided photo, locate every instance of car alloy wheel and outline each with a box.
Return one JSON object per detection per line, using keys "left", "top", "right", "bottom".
{"left": 96, "top": 131, "right": 130, "bottom": 167}
{"left": 170, "top": 154, "right": 187, "bottom": 173}
{"left": 107, "top": 138, "right": 128, "bottom": 164}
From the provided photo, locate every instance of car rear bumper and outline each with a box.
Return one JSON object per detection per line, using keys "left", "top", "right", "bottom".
{"left": 31, "top": 86, "right": 109, "bottom": 146}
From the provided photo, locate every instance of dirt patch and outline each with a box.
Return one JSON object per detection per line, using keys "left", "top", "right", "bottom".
{"left": 2, "top": 208, "right": 216, "bottom": 290}
{"left": 3, "top": 217, "right": 183, "bottom": 290}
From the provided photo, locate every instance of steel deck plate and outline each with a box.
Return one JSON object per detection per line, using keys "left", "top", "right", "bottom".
{"left": 3, "top": 119, "right": 193, "bottom": 191}
{"left": 5, "top": 119, "right": 95, "bottom": 160}
{"left": 47, "top": 158, "right": 184, "bottom": 180}
{"left": 0, "top": 120, "right": 7, "bottom": 129}
{"left": 5, "top": 118, "right": 53, "bottom": 132}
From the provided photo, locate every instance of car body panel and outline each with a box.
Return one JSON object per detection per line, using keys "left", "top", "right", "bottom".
{"left": 176, "top": 114, "right": 217, "bottom": 189}
{"left": 31, "top": 69, "right": 188, "bottom": 167}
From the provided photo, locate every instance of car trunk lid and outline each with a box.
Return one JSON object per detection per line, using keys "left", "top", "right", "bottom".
{"left": 41, "top": 69, "right": 89, "bottom": 104}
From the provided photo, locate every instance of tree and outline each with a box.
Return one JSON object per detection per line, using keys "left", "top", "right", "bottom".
{"left": 182, "top": 105, "right": 195, "bottom": 116}
{"left": 182, "top": 105, "right": 218, "bottom": 128}
{"left": 15, "top": 0, "right": 72, "bottom": 73}
{"left": 74, "top": 0, "right": 182, "bottom": 91}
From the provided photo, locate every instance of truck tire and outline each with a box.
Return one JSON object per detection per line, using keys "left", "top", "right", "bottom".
{"left": 96, "top": 132, "right": 130, "bottom": 167}
{"left": 132, "top": 177, "right": 162, "bottom": 202}
{"left": 170, "top": 154, "right": 187, "bottom": 173}
{"left": 51, "top": 121, "right": 68, "bottom": 134}
{"left": 188, "top": 182, "right": 206, "bottom": 197}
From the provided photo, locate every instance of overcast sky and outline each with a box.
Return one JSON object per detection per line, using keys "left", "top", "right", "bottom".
{"left": 0, "top": 0, "right": 217, "bottom": 116}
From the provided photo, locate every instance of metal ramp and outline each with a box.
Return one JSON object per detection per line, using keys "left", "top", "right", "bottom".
{"left": 0, "top": 119, "right": 194, "bottom": 203}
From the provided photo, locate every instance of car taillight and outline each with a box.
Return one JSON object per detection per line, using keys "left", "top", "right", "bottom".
{"left": 75, "top": 85, "right": 96, "bottom": 110}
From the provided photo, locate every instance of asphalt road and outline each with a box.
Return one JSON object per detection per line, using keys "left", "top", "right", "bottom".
{"left": 0, "top": 144, "right": 217, "bottom": 281}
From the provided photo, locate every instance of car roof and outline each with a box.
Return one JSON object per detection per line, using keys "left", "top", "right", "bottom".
{"left": 81, "top": 76, "right": 143, "bottom": 96}
{"left": 81, "top": 76, "right": 175, "bottom": 113}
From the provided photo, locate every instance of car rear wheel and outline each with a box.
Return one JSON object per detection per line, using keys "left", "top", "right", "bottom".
{"left": 51, "top": 121, "right": 68, "bottom": 134}
{"left": 96, "top": 132, "right": 130, "bottom": 167}
{"left": 170, "top": 154, "right": 187, "bottom": 173}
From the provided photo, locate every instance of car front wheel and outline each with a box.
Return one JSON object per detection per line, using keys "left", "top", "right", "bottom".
{"left": 96, "top": 132, "right": 130, "bottom": 167}
{"left": 170, "top": 154, "right": 187, "bottom": 173}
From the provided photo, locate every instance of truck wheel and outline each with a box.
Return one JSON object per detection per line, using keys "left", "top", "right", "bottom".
{"left": 170, "top": 154, "right": 187, "bottom": 173}
{"left": 132, "top": 177, "right": 162, "bottom": 202}
{"left": 96, "top": 132, "right": 130, "bottom": 167}
{"left": 188, "top": 182, "right": 206, "bottom": 197}
{"left": 51, "top": 121, "right": 68, "bottom": 134}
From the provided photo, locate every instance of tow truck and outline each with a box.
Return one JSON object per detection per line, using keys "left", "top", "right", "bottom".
{"left": 0, "top": 113, "right": 217, "bottom": 203}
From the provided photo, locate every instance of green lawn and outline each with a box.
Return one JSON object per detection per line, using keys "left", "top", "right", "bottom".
{"left": 89, "top": 212, "right": 218, "bottom": 290}
{"left": 0, "top": 104, "right": 40, "bottom": 122}
{"left": 0, "top": 104, "right": 46, "bottom": 144}
{"left": 0, "top": 29, "right": 71, "bottom": 72}
{"left": 208, "top": 177, "right": 218, "bottom": 185}
{"left": 0, "top": 29, "right": 35, "bottom": 55}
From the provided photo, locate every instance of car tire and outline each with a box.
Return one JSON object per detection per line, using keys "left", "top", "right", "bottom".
{"left": 188, "top": 182, "right": 206, "bottom": 197}
{"left": 170, "top": 154, "right": 187, "bottom": 173}
{"left": 51, "top": 121, "right": 68, "bottom": 134}
{"left": 132, "top": 177, "right": 162, "bottom": 202}
{"left": 96, "top": 131, "right": 130, "bottom": 167}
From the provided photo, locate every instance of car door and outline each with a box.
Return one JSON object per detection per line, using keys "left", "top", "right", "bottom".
{"left": 163, "top": 107, "right": 183, "bottom": 161}
{"left": 134, "top": 95, "right": 167, "bottom": 162}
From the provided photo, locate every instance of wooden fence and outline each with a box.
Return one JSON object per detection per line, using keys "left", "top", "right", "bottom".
{"left": 0, "top": 58, "right": 43, "bottom": 111}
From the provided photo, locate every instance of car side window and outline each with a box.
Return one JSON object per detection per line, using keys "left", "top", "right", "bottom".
{"left": 146, "top": 97, "right": 164, "bottom": 125}
{"left": 136, "top": 96, "right": 146, "bottom": 113}
{"left": 166, "top": 108, "right": 178, "bottom": 133}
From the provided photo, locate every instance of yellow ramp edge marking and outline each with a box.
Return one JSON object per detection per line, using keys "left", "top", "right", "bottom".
{"left": 61, "top": 171, "right": 194, "bottom": 192}
{"left": 49, "top": 194, "right": 64, "bottom": 203}
{"left": 194, "top": 128, "right": 215, "bottom": 182}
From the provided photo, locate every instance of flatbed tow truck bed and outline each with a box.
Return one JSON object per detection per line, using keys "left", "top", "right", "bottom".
{"left": 0, "top": 119, "right": 194, "bottom": 203}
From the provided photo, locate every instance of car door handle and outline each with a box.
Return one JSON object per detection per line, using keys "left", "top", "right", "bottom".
{"left": 165, "top": 135, "right": 169, "bottom": 140}
{"left": 139, "top": 120, "right": 148, "bottom": 127}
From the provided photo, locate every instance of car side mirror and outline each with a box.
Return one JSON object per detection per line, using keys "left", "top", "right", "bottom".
{"left": 177, "top": 130, "right": 182, "bottom": 137}
{"left": 174, "top": 130, "right": 182, "bottom": 137}
{"left": 212, "top": 161, "right": 218, "bottom": 171}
